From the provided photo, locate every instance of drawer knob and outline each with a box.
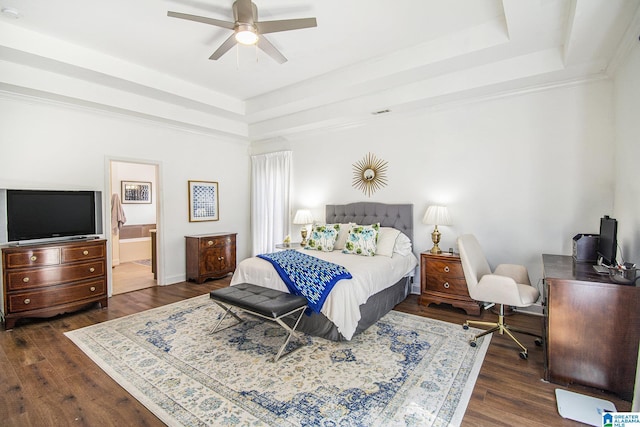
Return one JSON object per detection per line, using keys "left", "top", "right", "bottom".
{"left": 207, "top": 241, "right": 214, "bottom": 246}
{"left": 89, "top": 267, "right": 95, "bottom": 273}
{"left": 443, "top": 282, "right": 450, "bottom": 289}
{"left": 24, "top": 298, "right": 31, "bottom": 305}
{"left": 218, "top": 256, "right": 224, "bottom": 261}
{"left": 443, "top": 266, "right": 450, "bottom": 273}
{"left": 30, "top": 255, "right": 37, "bottom": 261}
{"left": 83, "top": 250, "right": 89, "bottom": 255}
{"left": 23, "top": 277, "right": 30, "bottom": 283}
{"left": 90, "top": 286, "right": 96, "bottom": 292}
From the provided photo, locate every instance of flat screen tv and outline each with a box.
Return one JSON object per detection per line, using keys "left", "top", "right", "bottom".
{"left": 597, "top": 215, "right": 617, "bottom": 267}
{"left": 5, "top": 190, "right": 102, "bottom": 243}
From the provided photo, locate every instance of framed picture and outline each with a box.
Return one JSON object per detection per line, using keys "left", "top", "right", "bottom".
{"left": 188, "top": 180, "right": 219, "bottom": 222}
{"left": 121, "top": 181, "right": 152, "bottom": 204}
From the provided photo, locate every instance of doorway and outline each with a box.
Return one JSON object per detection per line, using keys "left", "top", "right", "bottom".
{"left": 110, "top": 160, "right": 159, "bottom": 295}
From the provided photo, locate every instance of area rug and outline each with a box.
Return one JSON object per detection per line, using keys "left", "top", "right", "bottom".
{"left": 65, "top": 295, "right": 490, "bottom": 426}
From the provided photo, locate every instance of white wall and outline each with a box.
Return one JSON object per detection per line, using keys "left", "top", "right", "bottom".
{"left": 111, "top": 161, "right": 157, "bottom": 225}
{"left": 279, "top": 81, "right": 616, "bottom": 287}
{"left": 613, "top": 40, "right": 640, "bottom": 267}
{"left": 0, "top": 95, "right": 251, "bottom": 286}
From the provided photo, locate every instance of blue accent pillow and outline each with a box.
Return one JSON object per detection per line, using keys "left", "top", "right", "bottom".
{"left": 343, "top": 223, "right": 380, "bottom": 256}
{"left": 305, "top": 223, "right": 341, "bottom": 252}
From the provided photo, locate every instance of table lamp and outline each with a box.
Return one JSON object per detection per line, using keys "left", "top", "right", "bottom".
{"left": 293, "top": 209, "right": 314, "bottom": 246}
{"left": 422, "top": 205, "right": 452, "bottom": 254}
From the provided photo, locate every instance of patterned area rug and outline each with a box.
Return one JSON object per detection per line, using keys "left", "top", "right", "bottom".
{"left": 65, "top": 295, "right": 490, "bottom": 426}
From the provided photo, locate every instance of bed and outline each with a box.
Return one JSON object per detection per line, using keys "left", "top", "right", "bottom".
{"left": 230, "top": 202, "right": 417, "bottom": 341}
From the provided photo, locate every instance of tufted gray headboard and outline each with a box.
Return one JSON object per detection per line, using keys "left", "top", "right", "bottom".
{"left": 325, "top": 203, "right": 413, "bottom": 243}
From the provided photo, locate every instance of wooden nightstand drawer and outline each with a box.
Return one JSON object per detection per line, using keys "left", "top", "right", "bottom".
{"left": 425, "top": 259, "right": 464, "bottom": 278}
{"left": 424, "top": 274, "right": 468, "bottom": 296}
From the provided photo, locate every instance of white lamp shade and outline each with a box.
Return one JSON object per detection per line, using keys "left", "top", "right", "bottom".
{"left": 293, "top": 209, "right": 314, "bottom": 225}
{"left": 422, "top": 205, "right": 452, "bottom": 226}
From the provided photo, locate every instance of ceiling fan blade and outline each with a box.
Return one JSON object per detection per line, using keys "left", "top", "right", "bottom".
{"left": 255, "top": 17, "right": 317, "bottom": 34}
{"left": 257, "top": 36, "right": 287, "bottom": 64}
{"left": 234, "top": 0, "right": 254, "bottom": 23}
{"left": 209, "top": 33, "right": 238, "bottom": 60}
{"left": 167, "top": 11, "right": 235, "bottom": 30}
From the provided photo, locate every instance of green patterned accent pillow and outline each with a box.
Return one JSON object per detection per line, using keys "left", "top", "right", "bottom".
{"left": 343, "top": 223, "right": 380, "bottom": 256}
{"left": 304, "top": 223, "right": 341, "bottom": 252}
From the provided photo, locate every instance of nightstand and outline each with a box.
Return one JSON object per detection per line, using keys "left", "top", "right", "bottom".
{"left": 419, "top": 252, "right": 480, "bottom": 315}
{"left": 274, "top": 243, "right": 302, "bottom": 250}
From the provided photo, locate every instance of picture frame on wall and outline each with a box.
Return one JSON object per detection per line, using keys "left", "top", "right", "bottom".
{"left": 188, "top": 180, "right": 219, "bottom": 222}
{"left": 121, "top": 181, "right": 152, "bottom": 204}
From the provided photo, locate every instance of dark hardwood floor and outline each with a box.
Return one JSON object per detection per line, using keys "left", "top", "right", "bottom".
{"left": 0, "top": 278, "right": 631, "bottom": 426}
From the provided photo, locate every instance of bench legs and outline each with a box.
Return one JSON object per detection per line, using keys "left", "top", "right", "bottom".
{"left": 272, "top": 307, "right": 306, "bottom": 362}
{"left": 210, "top": 301, "right": 244, "bottom": 333}
{"left": 209, "top": 302, "right": 307, "bottom": 362}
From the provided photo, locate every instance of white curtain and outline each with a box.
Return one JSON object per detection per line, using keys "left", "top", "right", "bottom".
{"left": 251, "top": 151, "right": 292, "bottom": 256}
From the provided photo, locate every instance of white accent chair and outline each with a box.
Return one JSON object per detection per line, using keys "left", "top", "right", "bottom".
{"left": 457, "top": 234, "right": 542, "bottom": 359}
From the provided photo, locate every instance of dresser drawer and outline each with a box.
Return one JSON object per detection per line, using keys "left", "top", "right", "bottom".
{"left": 199, "top": 236, "right": 233, "bottom": 249}
{"left": 6, "top": 260, "right": 105, "bottom": 290}
{"left": 8, "top": 279, "right": 106, "bottom": 312}
{"left": 425, "top": 259, "right": 464, "bottom": 277}
{"left": 425, "top": 274, "right": 469, "bottom": 296}
{"left": 61, "top": 243, "right": 105, "bottom": 263}
{"left": 4, "top": 248, "right": 61, "bottom": 268}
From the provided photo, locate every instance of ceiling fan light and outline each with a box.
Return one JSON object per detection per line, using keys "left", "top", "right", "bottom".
{"left": 235, "top": 25, "right": 258, "bottom": 45}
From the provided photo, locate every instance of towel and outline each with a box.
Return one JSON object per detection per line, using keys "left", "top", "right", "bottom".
{"left": 111, "top": 193, "right": 126, "bottom": 235}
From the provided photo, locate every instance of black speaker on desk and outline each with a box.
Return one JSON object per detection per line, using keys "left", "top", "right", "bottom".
{"left": 572, "top": 234, "right": 599, "bottom": 263}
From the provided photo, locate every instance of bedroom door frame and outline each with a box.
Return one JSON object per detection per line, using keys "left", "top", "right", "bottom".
{"left": 105, "top": 157, "right": 164, "bottom": 296}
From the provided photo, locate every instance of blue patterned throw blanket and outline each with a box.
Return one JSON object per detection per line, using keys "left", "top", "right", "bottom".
{"left": 257, "top": 250, "right": 352, "bottom": 313}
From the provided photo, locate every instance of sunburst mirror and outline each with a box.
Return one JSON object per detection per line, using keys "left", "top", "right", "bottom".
{"left": 352, "top": 152, "right": 388, "bottom": 197}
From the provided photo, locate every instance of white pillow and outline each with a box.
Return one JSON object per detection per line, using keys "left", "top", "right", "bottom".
{"left": 334, "top": 222, "right": 355, "bottom": 250}
{"left": 304, "top": 223, "right": 340, "bottom": 252}
{"left": 375, "top": 227, "right": 401, "bottom": 257}
{"left": 393, "top": 232, "right": 413, "bottom": 256}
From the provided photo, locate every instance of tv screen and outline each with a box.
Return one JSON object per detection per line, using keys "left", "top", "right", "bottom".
{"left": 597, "top": 215, "right": 617, "bottom": 267}
{"left": 7, "top": 190, "right": 99, "bottom": 242}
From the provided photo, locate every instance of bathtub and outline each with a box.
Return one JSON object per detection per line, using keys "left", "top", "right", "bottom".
{"left": 114, "top": 223, "right": 155, "bottom": 264}
{"left": 119, "top": 236, "right": 152, "bottom": 263}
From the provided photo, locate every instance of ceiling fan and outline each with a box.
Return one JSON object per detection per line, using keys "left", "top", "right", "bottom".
{"left": 168, "top": 0, "right": 317, "bottom": 64}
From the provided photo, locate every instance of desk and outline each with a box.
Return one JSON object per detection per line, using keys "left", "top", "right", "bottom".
{"left": 543, "top": 254, "right": 640, "bottom": 400}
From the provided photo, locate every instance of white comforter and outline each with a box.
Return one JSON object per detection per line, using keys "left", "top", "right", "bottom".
{"left": 230, "top": 249, "right": 418, "bottom": 340}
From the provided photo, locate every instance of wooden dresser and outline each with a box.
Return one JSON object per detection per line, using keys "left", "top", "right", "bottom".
{"left": 543, "top": 254, "right": 640, "bottom": 400}
{"left": 1, "top": 239, "right": 108, "bottom": 329}
{"left": 419, "top": 252, "right": 480, "bottom": 315}
{"left": 185, "top": 233, "right": 237, "bottom": 283}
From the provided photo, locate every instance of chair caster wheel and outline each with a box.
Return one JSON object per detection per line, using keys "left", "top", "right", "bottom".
{"left": 469, "top": 340, "right": 477, "bottom": 348}
{"left": 534, "top": 338, "right": 543, "bottom": 347}
{"left": 519, "top": 351, "right": 528, "bottom": 360}
{"left": 463, "top": 324, "right": 469, "bottom": 330}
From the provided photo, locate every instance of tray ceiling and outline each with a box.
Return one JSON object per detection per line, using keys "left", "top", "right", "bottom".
{"left": 0, "top": 0, "right": 638, "bottom": 140}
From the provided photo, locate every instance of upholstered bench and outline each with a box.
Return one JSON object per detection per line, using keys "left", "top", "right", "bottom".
{"left": 209, "top": 283, "right": 308, "bottom": 362}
